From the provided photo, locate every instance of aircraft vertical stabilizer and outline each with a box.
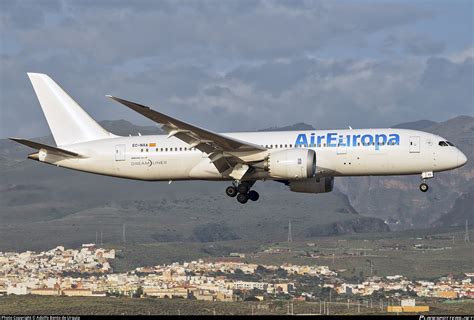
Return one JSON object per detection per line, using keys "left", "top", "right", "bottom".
{"left": 27, "top": 73, "right": 114, "bottom": 146}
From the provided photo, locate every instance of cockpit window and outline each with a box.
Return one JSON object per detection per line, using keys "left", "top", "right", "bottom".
{"left": 446, "top": 141, "right": 455, "bottom": 146}
{"left": 438, "top": 141, "right": 449, "bottom": 146}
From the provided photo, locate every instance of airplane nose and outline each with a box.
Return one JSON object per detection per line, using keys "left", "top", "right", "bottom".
{"left": 458, "top": 150, "right": 468, "bottom": 167}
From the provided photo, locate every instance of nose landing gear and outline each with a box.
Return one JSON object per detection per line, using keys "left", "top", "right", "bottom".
{"left": 419, "top": 171, "right": 433, "bottom": 193}
{"left": 225, "top": 181, "right": 259, "bottom": 204}
{"left": 419, "top": 182, "right": 429, "bottom": 192}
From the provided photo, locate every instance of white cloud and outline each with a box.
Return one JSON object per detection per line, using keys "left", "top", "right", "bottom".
{"left": 447, "top": 46, "right": 474, "bottom": 63}
{"left": 0, "top": 1, "right": 471, "bottom": 138}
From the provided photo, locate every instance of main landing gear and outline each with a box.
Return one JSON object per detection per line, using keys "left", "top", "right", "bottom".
{"left": 226, "top": 181, "right": 259, "bottom": 204}
{"left": 419, "top": 171, "right": 433, "bottom": 193}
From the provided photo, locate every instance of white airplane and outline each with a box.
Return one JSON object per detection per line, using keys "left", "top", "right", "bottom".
{"left": 10, "top": 73, "right": 468, "bottom": 204}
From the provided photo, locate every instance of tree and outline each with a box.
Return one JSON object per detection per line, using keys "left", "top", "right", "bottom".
{"left": 276, "top": 268, "right": 288, "bottom": 279}
{"left": 133, "top": 286, "right": 143, "bottom": 298}
{"left": 256, "top": 265, "right": 269, "bottom": 274}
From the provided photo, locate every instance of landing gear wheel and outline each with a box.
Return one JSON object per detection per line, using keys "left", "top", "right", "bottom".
{"left": 419, "top": 183, "right": 429, "bottom": 192}
{"left": 248, "top": 190, "right": 260, "bottom": 201}
{"left": 226, "top": 186, "right": 238, "bottom": 197}
{"left": 237, "top": 183, "right": 250, "bottom": 194}
{"left": 237, "top": 193, "right": 249, "bottom": 204}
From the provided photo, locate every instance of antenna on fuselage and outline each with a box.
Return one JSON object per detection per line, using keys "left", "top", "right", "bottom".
{"left": 348, "top": 126, "right": 353, "bottom": 130}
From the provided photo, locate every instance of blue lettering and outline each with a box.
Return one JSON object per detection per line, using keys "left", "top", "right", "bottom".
{"left": 361, "top": 134, "right": 373, "bottom": 146}
{"left": 338, "top": 135, "right": 345, "bottom": 147}
{"left": 317, "top": 135, "right": 324, "bottom": 147}
{"left": 295, "top": 134, "right": 308, "bottom": 147}
{"left": 352, "top": 134, "right": 361, "bottom": 146}
{"left": 388, "top": 134, "right": 400, "bottom": 145}
{"left": 327, "top": 133, "right": 337, "bottom": 147}
{"left": 294, "top": 132, "right": 399, "bottom": 150}
{"left": 375, "top": 134, "right": 387, "bottom": 151}
{"left": 310, "top": 133, "right": 315, "bottom": 147}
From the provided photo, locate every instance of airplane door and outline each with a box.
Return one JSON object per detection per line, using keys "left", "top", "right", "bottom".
{"left": 115, "top": 144, "right": 126, "bottom": 161}
{"left": 409, "top": 136, "right": 420, "bottom": 153}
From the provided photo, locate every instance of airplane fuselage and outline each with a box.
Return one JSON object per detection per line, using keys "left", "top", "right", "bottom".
{"left": 15, "top": 73, "right": 468, "bottom": 203}
{"left": 39, "top": 128, "right": 466, "bottom": 181}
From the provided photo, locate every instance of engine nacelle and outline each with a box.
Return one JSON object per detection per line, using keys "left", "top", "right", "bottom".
{"left": 264, "top": 149, "right": 316, "bottom": 179}
{"left": 289, "top": 176, "right": 334, "bottom": 193}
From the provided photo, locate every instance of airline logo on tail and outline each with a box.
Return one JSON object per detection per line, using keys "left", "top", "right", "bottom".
{"left": 295, "top": 132, "right": 400, "bottom": 150}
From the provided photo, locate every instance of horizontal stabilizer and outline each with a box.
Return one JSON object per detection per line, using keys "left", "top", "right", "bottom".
{"left": 8, "top": 138, "right": 83, "bottom": 158}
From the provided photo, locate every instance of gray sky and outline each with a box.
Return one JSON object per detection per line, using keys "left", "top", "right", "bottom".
{"left": 1, "top": 0, "right": 473, "bottom": 138}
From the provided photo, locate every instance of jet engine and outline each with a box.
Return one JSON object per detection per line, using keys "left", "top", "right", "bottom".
{"left": 288, "top": 176, "right": 334, "bottom": 193}
{"left": 256, "top": 149, "right": 316, "bottom": 179}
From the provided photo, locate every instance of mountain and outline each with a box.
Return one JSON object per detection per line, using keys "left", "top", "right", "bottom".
{"left": 337, "top": 115, "right": 474, "bottom": 230}
{"left": 99, "top": 120, "right": 163, "bottom": 136}
{"left": 2, "top": 115, "right": 471, "bottom": 253}
{"left": 0, "top": 120, "right": 388, "bottom": 252}
{"left": 392, "top": 120, "right": 438, "bottom": 130}
{"left": 259, "top": 123, "right": 315, "bottom": 132}
{"left": 432, "top": 190, "right": 474, "bottom": 228}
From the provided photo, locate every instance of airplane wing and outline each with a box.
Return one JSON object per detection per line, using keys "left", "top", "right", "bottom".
{"left": 9, "top": 138, "right": 84, "bottom": 158}
{"left": 106, "top": 96, "right": 267, "bottom": 178}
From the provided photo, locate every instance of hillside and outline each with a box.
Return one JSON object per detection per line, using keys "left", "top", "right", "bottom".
{"left": 0, "top": 120, "right": 387, "bottom": 252}
{"left": 433, "top": 190, "right": 474, "bottom": 228}
{"left": 1, "top": 115, "right": 471, "bottom": 254}
{"left": 338, "top": 115, "right": 474, "bottom": 230}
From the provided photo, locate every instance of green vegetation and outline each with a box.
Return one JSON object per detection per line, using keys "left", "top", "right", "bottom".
{"left": 106, "top": 228, "right": 473, "bottom": 279}
{"left": 245, "top": 229, "right": 474, "bottom": 280}
{"left": 0, "top": 295, "right": 472, "bottom": 315}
